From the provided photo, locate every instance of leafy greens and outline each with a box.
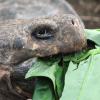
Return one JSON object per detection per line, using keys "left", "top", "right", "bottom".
{"left": 25, "top": 29, "right": 100, "bottom": 100}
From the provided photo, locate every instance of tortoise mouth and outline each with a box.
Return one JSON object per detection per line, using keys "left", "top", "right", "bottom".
{"left": 12, "top": 52, "right": 67, "bottom": 81}
{"left": 11, "top": 37, "right": 87, "bottom": 82}
{"left": 10, "top": 39, "right": 86, "bottom": 66}
{"left": 11, "top": 46, "right": 87, "bottom": 98}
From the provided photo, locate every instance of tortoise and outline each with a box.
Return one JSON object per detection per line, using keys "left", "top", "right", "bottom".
{"left": 0, "top": 0, "right": 86, "bottom": 100}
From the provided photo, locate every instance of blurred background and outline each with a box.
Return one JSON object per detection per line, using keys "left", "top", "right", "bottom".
{"left": 67, "top": 0, "right": 100, "bottom": 28}
{"left": 0, "top": 0, "right": 99, "bottom": 29}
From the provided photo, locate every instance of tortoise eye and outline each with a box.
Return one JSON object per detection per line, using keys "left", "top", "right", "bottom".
{"left": 31, "top": 25, "right": 54, "bottom": 40}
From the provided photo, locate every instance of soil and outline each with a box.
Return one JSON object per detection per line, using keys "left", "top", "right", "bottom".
{"left": 67, "top": 0, "right": 100, "bottom": 28}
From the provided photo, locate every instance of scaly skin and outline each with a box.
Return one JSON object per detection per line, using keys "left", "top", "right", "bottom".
{"left": 0, "top": 0, "right": 86, "bottom": 100}
{"left": 0, "top": 15, "right": 86, "bottom": 65}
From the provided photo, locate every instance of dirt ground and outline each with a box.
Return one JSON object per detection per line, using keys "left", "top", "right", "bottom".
{"left": 67, "top": 0, "right": 100, "bottom": 28}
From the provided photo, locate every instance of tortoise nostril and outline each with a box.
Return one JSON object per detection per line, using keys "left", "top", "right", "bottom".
{"left": 31, "top": 25, "right": 54, "bottom": 40}
{"left": 71, "top": 19, "right": 74, "bottom": 25}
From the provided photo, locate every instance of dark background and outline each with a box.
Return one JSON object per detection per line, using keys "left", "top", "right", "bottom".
{"left": 67, "top": 0, "right": 100, "bottom": 28}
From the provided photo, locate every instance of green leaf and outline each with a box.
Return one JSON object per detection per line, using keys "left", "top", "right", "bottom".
{"left": 64, "top": 48, "right": 100, "bottom": 63}
{"left": 32, "top": 79, "right": 55, "bottom": 100}
{"left": 25, "top": 59, "right": 58, "bottom": 89}
{"left": 61, "top": 54, "right": 100, "bottom": 100}
{"left": 63, "top": 50, "right": 89, "bottom": 63}
{"left": 25, "top": 58, "right": 66, "bottom": 99}
{"left": 55, "top": 66, "right": 64, "bottom": 97}
{"left": 85, "top": 29, "right": 100, "bottom": 46}
{"left": 55, "top": 62, "right": 68, "bottom": 98}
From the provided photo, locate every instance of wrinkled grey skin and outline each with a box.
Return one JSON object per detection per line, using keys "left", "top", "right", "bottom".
{"left": 0, "top": 0, "right": 86, "bottom": 100}
{"left": 0, "top": 15, "right": 86, "bottom": 65}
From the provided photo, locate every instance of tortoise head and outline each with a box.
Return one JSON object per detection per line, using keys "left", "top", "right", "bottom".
{"left": 23, "top": 14, "right": 86, "bottom": 56}
{"left": 0, "top": 14, "right": 86, "bottom": 64}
